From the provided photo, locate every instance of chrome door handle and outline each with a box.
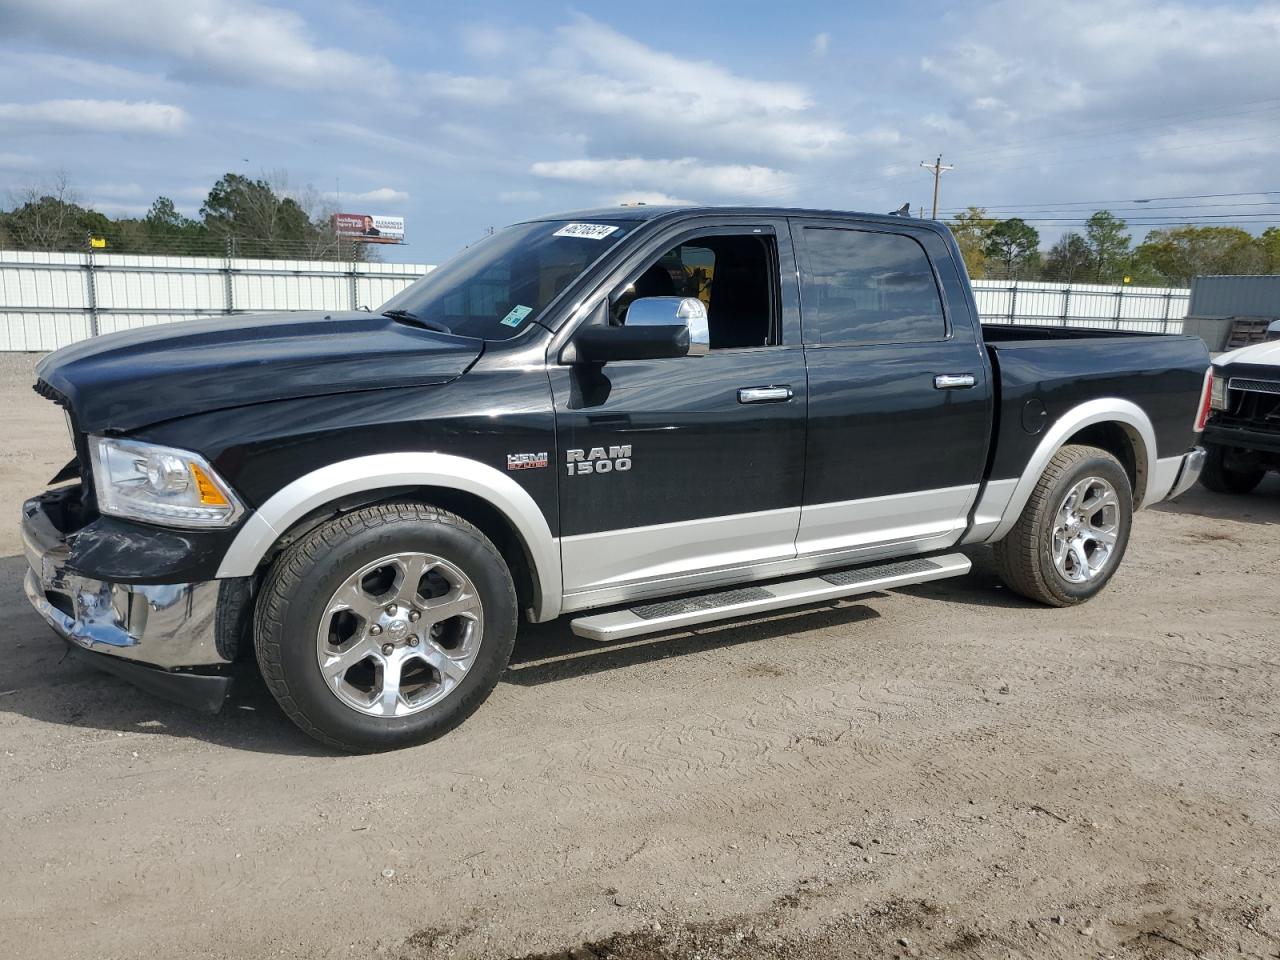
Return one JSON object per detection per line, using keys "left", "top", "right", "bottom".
{"left": 934, "top": 374, "right": 976, "bottom": 390}
{"left": 738, "top": 385, "right": 793, "bottom": 404}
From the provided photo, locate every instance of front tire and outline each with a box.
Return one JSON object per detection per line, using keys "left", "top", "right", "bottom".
{"left": 993, "top": 444, "right": 1133, "bottom": 607}
{"left": 1199, "top": 442, "right": 1265, "bottom": 494}
{"left": 254, "top": 502, "right": 517, "bottom": 752}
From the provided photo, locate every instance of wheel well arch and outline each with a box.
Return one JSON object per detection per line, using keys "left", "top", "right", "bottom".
{"left": 1063, "top": 421, "right": 1149, "bottom": 507}
{"left": 984, "top": 398, "right": 1158, "bottom": 543}
{"left": 260, "top": 485, "right": 542, "bottom": 619}
{"left": 215, "top": 453, "right": 562, "bottom": 622}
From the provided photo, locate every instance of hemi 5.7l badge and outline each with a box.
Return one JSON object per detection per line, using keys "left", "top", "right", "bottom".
{"left": 506, "top": 452, "right": 548, "bottom": 471}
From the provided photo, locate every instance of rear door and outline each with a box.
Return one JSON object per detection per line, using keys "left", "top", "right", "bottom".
{"left": 549, "top": 219, "right": 807, "bottom": 607}
{"left": 792, "top": 218, "right": 993, "bottom": 562}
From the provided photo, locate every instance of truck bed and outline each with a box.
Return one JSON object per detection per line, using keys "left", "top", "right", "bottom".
{"left": 980, "top": 324, "right": 1210, "bottom": 489}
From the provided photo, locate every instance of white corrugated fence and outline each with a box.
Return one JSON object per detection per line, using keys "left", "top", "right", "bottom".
{"left": 0, "top": 249, "right": 1189, "bottom": 352}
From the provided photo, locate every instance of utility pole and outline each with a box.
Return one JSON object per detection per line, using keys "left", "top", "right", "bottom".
{"left": 920, "top": 154, "right": 954, "bottom": 219}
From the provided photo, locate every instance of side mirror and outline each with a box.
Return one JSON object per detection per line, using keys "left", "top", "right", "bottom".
{"left": 567, "top": 297, "right": 710, "bottom": 364}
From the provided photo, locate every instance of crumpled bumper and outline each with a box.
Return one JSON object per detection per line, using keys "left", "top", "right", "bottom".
{"left": 21, "top": 492, "right": 236, "bottom": 711}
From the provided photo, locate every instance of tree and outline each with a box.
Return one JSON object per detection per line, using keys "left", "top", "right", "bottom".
{"left": 2, "top": 171, "right": 92, "bottom": 250}
{"left": 982, "top": 218, "right": 1040, "bottom": 279}
{"left": 201, "top": 172, "right": 314, "bottom": 256}
{"left": 948, "top": 206, "right": 996, "bottom": 278}
{"left": 1260, "top": 227, "right": 1280, "bottom": 273}
{"left": 1084, "top": 210, "right": 1131, "bottom": 283}
{"left": 1042, "top": 232, "right": 1092, "bottom": 282}
{"left": 1131, "top": 226, "right": 1266, "bottom": 285}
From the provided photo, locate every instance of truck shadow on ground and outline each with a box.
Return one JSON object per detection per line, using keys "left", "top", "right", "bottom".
{"left": 1149, "top": 474, "right": 1280, "bottom": 525}
{"left": 504, "top": 601, "right": 883, "bottom": 687}
{"left": 0, "top": 553, "right": 896, "bottom": 753}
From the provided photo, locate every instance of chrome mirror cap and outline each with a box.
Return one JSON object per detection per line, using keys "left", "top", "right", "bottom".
{"left": 627, "top": 296, "right": 709, "bottom": 356}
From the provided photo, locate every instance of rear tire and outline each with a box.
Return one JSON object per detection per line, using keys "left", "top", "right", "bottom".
{"left": 1199, "top": 442, "right": 1264, "bottom": 494}
{"left": 254, "top": 502, "right": 517, "bottom": 752}
{"left": 993, "top": 444, "right": 1132, "bottom": 607}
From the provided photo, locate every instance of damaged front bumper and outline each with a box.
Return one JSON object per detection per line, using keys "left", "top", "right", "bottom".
{"left": 21, "top": 490, "right": 239, "bottom": 712}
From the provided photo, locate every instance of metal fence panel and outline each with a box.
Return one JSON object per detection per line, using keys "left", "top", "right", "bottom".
{"left": 3, "top": 250, "right": 1191, "bottom": 351}
{"left": 971, "top": 279, "right": 1189, "bottom": 333}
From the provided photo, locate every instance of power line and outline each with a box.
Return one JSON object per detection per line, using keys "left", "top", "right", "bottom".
{"left": 937, "top": 190, "right": 1280, "bottom": 214}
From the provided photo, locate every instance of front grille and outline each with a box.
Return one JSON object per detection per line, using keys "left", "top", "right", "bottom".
{"left": 1228, "top": 377, "right": 1280, "bottom": 396}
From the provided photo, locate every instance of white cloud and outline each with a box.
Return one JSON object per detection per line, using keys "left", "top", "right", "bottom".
{"left": 498, "top": 189, "right": 543, "bottom": 203}
{"left": 531, "top": 157, "right": 794, "bottom": 199}
{"left": 812, "top": 32, "right": 830, "bottom": 57}
{"left": 324, "top": 186, "right": 410, "bottom": 204}
{"left": 0, "top": 99, "right": 187, "bottom": 134}
{"left": 424, "top": 72, "right": 512, "bottom": 105}
{"left": 525, "top": 15, "right": 847, "bottom": 160}
{"left": 606, "top": 191, "right": 697, "bottom": 207}
{"left": 0, "top": 152, "right": 38, "bottom": 170}
{"left": 923, "top": 0, "right": 1280, "bottom": 126}
{"left": 1, "top": 0, "right": 397, "bottom": 93}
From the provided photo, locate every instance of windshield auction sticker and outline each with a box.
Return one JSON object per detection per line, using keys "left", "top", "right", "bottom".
{"left": 500, "top": 304, "right": 534, "bottom": 327}
{"left": 553, "top": 223, "right": 620, "bottom": 240}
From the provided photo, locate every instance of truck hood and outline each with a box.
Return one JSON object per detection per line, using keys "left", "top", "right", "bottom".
{"left": 1214, "top": 338, "right": 1280, "bottom": 368}
{"left": 36, "top": 311, "right": 484, "bottom": 432}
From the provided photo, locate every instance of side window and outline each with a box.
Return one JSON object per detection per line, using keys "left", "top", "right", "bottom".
{"left": 801, "top": 228, "right": 945, "bottom": 344}
{"left": 614, "top": 233, "right": 778, "bottom": 349}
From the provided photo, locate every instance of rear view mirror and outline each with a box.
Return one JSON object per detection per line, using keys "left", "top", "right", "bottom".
{"left": 566, "top": 296, "right": 710, "bottom": 364}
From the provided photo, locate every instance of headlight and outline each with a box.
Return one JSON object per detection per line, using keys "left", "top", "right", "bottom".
{"left": 1210, "top": 371, "right": 1227, "bottom": 411}
{"left": 89, "top": 436, "right": 244, "bottom": 528}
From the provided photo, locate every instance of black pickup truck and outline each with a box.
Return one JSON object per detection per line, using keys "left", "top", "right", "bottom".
{"left": 22, "top": 206, "right": 1211, "bottom": 751}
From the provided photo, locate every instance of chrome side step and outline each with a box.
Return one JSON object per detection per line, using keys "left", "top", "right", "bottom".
{"left": 569, "top": 553, "right": 971, "bottom": 642}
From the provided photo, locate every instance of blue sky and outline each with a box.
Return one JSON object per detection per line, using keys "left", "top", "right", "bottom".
{"left": 1, "top": 0, "right": 1278, "bottom": 262}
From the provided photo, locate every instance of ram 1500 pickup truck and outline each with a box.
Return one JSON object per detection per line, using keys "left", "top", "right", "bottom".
{"left": 1201, "top": 336, "right": 1280, "bottom": 493}
{"left": 22, "top": 206, "right": 1212, "bottom": 751}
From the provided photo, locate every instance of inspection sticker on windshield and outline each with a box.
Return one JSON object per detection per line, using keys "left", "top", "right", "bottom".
{"left": 553, "top": 222, "right": 619, "bottom": 240}
{"left": 500, "top": 304, "right": 533, "bottom": 327}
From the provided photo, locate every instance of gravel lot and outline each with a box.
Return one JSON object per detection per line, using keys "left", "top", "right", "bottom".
{"left": 2, "top": 350, "right": 1278, "bottom": 959}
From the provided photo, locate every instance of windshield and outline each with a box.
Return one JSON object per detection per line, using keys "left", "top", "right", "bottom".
{"left": 379, "top": 219, "right": 632, "bottom": 340}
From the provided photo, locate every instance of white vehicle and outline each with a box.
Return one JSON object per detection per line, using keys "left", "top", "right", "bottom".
{"left": 1202, "top": 335, "right": 1280, "bottom": 493}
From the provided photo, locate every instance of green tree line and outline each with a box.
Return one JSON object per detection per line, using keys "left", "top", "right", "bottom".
{"left": 950, "top": 206, "right": 1280, "bottom": 286}
{"left": 0, "top": 171, "right": 373, "bottom": 261}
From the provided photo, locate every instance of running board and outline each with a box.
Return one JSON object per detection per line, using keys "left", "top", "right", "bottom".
{"left": 569, "top": 553, "right": 971, "bottom": 642}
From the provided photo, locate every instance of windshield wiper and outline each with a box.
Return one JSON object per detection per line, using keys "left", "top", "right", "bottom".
{"left": 382, "top": 309, "right": 452, "bottom": 334}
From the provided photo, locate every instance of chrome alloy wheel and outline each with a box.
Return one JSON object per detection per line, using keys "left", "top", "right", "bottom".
{"left": 315, "top": 552, "right": 483, "bottom": 717}
{"left": 1049, "top": 476, "right": 1120, "bottom": 584}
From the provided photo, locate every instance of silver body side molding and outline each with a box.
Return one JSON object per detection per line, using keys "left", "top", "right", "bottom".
{"left": 975, "top": 397, "right": 1159, "bottom": 545}
{"left": 215, "top": 453, "right": 563, "bottom": 622}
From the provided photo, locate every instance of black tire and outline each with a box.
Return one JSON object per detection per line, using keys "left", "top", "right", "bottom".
{"left": 254, "top": 502, "right": 517, "bottom": 752}
{"left": 1199, "top": 442, "right": 1265, "bottom": 495}
{"left": 993, "top": 444, "right": 1133, "bottom": 607}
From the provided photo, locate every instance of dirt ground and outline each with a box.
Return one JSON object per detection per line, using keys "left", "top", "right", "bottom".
{"left": 1, "top": 350, "right": 1278, "bottom": 960}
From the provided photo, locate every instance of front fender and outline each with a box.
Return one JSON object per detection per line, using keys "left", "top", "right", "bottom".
{"left": 215, "top": 452, "right": 562, "bottom": 621}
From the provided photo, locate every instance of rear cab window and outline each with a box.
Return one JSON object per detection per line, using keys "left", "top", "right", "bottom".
{"left": 798, "top": 226, "right": 946, "bottom": 344}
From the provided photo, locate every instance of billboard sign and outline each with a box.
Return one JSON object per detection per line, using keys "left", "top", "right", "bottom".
{"left": 332, "top": 213, "right": 405, "bottom": 243}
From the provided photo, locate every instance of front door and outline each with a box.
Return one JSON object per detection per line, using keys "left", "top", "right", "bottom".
{"left": 792, "top": 219, "right": 994, "bottom": 562}
{"left": 550, "top": 221, "right": 807, "bottom": 608}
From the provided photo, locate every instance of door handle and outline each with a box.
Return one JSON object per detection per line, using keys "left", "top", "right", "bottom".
{"left": 933, "top": 374, "right": 976, "bottom": 390}
{"left": 738, "top": 385, "right": 793, "bottom": 404}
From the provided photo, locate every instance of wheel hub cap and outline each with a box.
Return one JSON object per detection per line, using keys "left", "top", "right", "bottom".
{"left": 315, "top": 551, "right": 484, "bottom": 718}
{"left": 1049, "top": 476, "right": 1120, "bottom": 584}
